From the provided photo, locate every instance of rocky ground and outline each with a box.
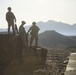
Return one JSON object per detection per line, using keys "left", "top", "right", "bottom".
{"left": 33, "top": 48, "right": 76, "bottom": 75}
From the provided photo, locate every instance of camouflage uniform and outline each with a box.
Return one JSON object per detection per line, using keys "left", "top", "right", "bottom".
{"left": 19, "top": 21, "right": 28, "bottom": 49}
{"left": 28, "top": 22, "right": 40, "bottom": 47}
{"left": 6, "top": 7, "right": 16, "bottom": 34}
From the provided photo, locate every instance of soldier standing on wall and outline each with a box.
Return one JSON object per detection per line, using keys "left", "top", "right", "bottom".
{"left": 19, "top": 21, "right": 28, "bottom": 50}
{"left": 6, "top": 7, "right": 16, "bottom": 34}
{"left": 27, "top": 22, "right": 40, "bottom": 47}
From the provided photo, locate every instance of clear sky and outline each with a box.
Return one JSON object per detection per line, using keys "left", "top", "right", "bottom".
{"left": 0, "top": 0, "right": 76, "bottom": 28}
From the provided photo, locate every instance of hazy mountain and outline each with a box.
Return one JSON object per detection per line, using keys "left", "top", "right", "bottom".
{"left": 25, "top": 20, "right": 76, "bottom": 36}
{"left": 0, "top": 28, "right": 7, "bottom": 32}
{"left": 38, "top": 30, "right": 76, "bottom": 48}
{"left": 0, "top": 28, "right": 9, "bottom": 34}
{"left": 0, "top": 20, "right": 76, "bottom": 35}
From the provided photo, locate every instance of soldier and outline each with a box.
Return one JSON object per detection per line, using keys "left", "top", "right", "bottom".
{"left": 6, "top": 7, "right": 16, "bottom": 34}
{"left": 19, "top": 21, "right": 28, "bottom": 50}
{"left": 27, "top": 22, "right": 40, "bottom": 47}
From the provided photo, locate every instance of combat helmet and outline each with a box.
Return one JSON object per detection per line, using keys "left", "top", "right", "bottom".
{"left": 32, "top": 22, "right": 36, "bottom": 25}
{"left": 7, "top": 7, "right": 11, "bottom": 10}
{"left": 22, "top": 21, "right": 26, "bottom": 24}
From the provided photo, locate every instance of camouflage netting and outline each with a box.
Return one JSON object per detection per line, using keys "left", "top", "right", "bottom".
{"left": 0, "top": 34, "right": 47, "bottom": 75}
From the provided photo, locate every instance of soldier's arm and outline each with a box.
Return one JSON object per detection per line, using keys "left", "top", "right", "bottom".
{"left": 12, "top": 12, "right": 16, "bottom": 22}
{"left": 14, "top": 15, "right": 16, "bottom": 22}
{"left": 14, "top": 16, "right": 16, "bottom": 22}
{"left": 38, "top": 27, "right": 40, "bottom": 30}
{"left": 37, "top": 26, "right": 40, "bottom": 31}
{"left": 27, "top": 27, "right": 32, "bottom": 33}
{"left": 6, "top": 13, "right": 8, "bottom": 21}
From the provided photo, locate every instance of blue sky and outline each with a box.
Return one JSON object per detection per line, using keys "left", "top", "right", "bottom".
{"left": 0, "top": 0, "right": 76, "bottom": 28}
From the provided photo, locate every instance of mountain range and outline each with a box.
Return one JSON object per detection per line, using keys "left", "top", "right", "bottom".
{"left": 25, "top": 20, "right": 76, "bottom": 36}
{"left": 0, "top": 20, "right": 76, "bottom": 36}
{"left": 38, "top": 30, "right": 76, "bottom": 48}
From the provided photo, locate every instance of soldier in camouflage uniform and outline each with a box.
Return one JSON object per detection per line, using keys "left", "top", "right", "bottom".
{"left": 6, "top": 7, "right": 16, "bottom": 34}
{"left": 19, "top": 21, "right": 28, "bottom": 50}
{"left": 27, "top": 22, "right": 40, "bottom": 47}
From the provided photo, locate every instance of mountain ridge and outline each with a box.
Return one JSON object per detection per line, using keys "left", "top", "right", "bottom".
{"left": 38, "top": 30, "right": 76, "bottom": 48}
{"left": 0, "top": 20, "right": 76, "bottom": 35}
{"left": 25, "top": 20, "right": 76, "bottom": 36}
